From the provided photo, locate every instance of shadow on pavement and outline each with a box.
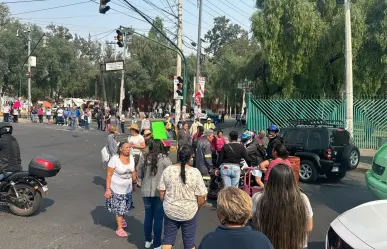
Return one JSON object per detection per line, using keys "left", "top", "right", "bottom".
{"left": 360, "top": 155, "right": 373, "bottom": 165}
{"left": 92, "top": 176, "right": 106, "bottom": 189}
{"left": 38, "top": 198, "right": 55, "bottom": 214}
{"left": 308, "top": 241, "right": 325, "bottom": 249}
{"left": 90, "top": 206, "right": 144, "bottom": 248}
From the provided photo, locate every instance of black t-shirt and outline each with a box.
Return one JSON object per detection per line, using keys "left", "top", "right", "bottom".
{"left": 198, "top": 226, "right": 273, "bottom": 249}
{"left": 217, "top": 142, "right": 251, "bottom": 168}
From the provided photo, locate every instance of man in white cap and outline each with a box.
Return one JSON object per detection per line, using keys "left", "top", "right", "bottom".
{"left": 204, "top": 117, "right": 215, "bottom": 131}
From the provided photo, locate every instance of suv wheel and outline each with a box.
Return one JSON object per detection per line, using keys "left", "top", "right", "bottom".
{"left": 342, "top": 146, "right": 360, "bottom": 170}
{"left": 299, "top": 160, "right": 318, "bottom": 183}
{"left": 325, "top": 171, "right": 347, "bottom": 182}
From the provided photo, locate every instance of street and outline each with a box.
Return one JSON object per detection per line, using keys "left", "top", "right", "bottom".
{"left": 0, "top": 123, "right": 375, "bottom": 249}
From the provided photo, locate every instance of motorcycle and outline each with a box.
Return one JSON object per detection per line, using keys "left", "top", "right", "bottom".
{"left": 0, "top": 154, "right": 61, "bottom": 216}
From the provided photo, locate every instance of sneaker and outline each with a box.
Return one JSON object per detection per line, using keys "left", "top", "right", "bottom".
{"left": 145, "top": 240, "right": 153, "bottom": 248}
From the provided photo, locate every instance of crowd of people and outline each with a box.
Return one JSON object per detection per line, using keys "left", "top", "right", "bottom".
{"left": 101, "top": 119, "right": 314, "bottom": 249}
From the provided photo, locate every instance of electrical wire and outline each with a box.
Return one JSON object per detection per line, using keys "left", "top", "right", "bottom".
{"left": 204, "top": 1, "right": 249, "bottom": 29}
{"left": 218, "top": 0, "right": 247, "bottom": 17}
{"left": 1, "top": 0, "right": 49, "bottom": 3}
{"left": 239, "top": 0, "right": 256, "bottom": 10}
{"left": 11, "top": 0, "right": 90, "bottom": 16}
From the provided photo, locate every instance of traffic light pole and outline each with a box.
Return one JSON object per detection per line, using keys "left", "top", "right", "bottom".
{"left": 121, "top": 0, "right": 188, "bottom": 118}
{"left": 118, "top": 30, "right": 127, "bottom": 117}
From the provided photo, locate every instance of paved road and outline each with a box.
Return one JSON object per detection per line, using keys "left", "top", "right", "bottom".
{"left": 0, "top": 123, "right": 375, "bottom": 249}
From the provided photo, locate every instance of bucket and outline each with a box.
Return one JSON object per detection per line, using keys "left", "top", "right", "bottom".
{"left": 289, "top": 156, "right": 300, "bottom": 183}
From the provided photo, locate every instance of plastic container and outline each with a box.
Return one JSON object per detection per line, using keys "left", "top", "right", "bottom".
{"left": 289, "top": 156, "right": 300, "bottom": 183}
{"left": 28, "top": 154, "right": 61, "bottom": 178}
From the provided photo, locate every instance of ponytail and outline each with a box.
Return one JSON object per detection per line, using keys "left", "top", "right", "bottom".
{"left": 178, "top": 145, "right": 192, "bottom": 184}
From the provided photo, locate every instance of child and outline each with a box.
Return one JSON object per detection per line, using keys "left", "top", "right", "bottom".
{"left": 251, "top": 167, "right": 265, "bottom": 188}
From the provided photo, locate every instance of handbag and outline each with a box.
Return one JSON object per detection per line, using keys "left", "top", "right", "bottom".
{"left": 101, "top": 146, "right": 110, "bottom": 162}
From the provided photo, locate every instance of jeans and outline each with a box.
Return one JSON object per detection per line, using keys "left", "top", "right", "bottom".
{"left": 220, "top": 164, "right": 241, "bottom": 187}
{"left": 71, "top": 117, "right": 77, "bottom": 130}
{"left": 163, "top": 212, "right": 199, "bottom": 249}
{"left": 31, "top": 114, "right": 37, "bottom": 122}
{"left": 143, "top": 197, "right": 164, "bottom": 248}
{"left": 3, "top": 113, "right": 9, "bottom": 122}
{"left": 0, "top": 172, "right": 12, "bottom": 181}
{"left": 85, "top": 122, "right": 90, "bottom": 131}
{"left": 121, "top": 123, "right": 125, "bottom": 134}
{"left": 97, "top": 119, "right": 102, "bottom": 130}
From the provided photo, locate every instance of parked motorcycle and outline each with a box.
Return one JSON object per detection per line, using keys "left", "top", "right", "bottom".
{"left": 0, "top": 154, "right": 61, "bottom": 216}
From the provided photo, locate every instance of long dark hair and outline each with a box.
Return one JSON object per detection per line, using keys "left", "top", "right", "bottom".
{"left": 146, "top": 140, "right": 165, "bottom": 177}
{"left": 197, "top": 126, "right": 204, "bottom": 137}
{"left": 252, "top": 164, "right": 307, "bottom": 249}
{"left": 273, "top": 143, "right": 289, "bottom": 159}
{"left": 178, "top": 145, "right": 192, "bottom": 184}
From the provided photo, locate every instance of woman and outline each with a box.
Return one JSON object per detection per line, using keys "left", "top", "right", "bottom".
{"left": 199, "top": 187, "right": 273, "bottom": 249}
{"left": 85, "top": 108, "right": 91, "bottom": 131}
{"left": 104, "top": 111, "right": 111, "bottom": 133}
{"left": 216, "top": 131, "right": 251, "bottom": 187}
{"left": 105, "top": 126, "right": 118, "bottom": 167}
{"left": 141, "top": 114, "right": 151, "bottom": 135}
{"left": 38, "top": 106, "right": 43, "bottom": 123}
{"left": 158, "top": 145, "right": 207, "bottom": 249}
{"left": 46, "top": 107, "right": 51, "bottom": 124}
{"left": 105, "top": 141, "right": 136, "bottom": 237}
{"left": 259, "top": 143, "right": 291, "bottom": 183}
{"left": 252, "top": 164, "right": 313, "bottom": 249}
{"left": 138, "top": 140, "right": 172, "bottom": 249}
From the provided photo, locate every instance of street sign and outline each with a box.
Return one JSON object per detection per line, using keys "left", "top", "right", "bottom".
{"left": 105, "top": 60, "right": 124, "bottom": 71}
{"left": 29, "top": 56, "right": 36, "bottom": 67}
{"left": 25, "top": 72, "right": 32, "bottom": 78}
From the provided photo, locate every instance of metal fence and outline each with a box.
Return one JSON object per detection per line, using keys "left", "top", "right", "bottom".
{"left": 247, "top": 94, "right": 387, "bottom": 149}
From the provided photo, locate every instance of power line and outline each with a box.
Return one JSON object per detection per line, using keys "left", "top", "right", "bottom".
{"left": 11, "top": 0, "right": 90, "bottom": 16}
{"left": 204, "top": 1, "right": 249, "bottom": 29}
{"left": 239, "top": 0, "right": 256, "bottom": 10}
{"left": 219, "top": 0, "right": 247, "bottom": 17}
{"left": 1, "top": 0, "right": 49, "bottom": 3}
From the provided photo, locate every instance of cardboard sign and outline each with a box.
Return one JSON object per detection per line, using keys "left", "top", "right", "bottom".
{"left": 152, "top": 121, "right": 168, "bottom": 140}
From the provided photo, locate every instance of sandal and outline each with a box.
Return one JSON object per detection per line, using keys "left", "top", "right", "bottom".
{"left": 122, "top": 220, "right": 127, "bottom": 228}
{"left": 116, "top": 229, "right": 128, "bottom": 237}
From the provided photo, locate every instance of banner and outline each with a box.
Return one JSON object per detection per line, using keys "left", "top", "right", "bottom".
{"left": 173, "top": 76, "right": 183, "bottom": 100}
{"left": 193, "top": 76, "right": 205, "bottom": 98}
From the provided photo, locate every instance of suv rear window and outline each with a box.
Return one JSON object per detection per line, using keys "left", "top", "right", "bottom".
{"left": 329, "top": 129, "right": 351, "bottom": 146}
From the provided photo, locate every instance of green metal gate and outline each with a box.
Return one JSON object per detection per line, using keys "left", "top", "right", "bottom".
{"left": 247, "top": 94, "right": 387, "bottom": 149}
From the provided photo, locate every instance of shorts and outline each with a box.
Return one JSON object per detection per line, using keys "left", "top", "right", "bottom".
{"left": 163, "top": 212, "right": 199, "bottom": 249}
{"left": 252, "top": 168, "right": 263, "bottom": 178}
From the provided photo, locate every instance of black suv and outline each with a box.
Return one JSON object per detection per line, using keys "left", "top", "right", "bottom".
{"left": 280, "top": 120, "right": 360, "bottom": 183}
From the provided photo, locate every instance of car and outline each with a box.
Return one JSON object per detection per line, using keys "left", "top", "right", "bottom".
{"left": 199, "top": 109, "right": 218, "bottom": 122}
{"left": 365, "top": 143, "right": 387, "bottom": 200}
{"left": 326, "top": 200, "right": 387, "bottom": 248}
{"left": 280, "top": 120, "right": 360, "bottom": 183}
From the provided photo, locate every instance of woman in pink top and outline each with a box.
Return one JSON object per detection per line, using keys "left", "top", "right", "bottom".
{"left": 260, "top": 143, "right": 291, "bottom": 183}
{"left": 213, "top": 131, "right": 226, "bottom": 153}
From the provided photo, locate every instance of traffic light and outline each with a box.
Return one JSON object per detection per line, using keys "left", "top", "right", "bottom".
{"left": 99, "top": 0, "right": 110, "bottom": 14}
{"left": 116, "top": 30, "right": 124, "bottom": 48}
{"left": 176, "top": 76, "right": 183, "bottom": 97}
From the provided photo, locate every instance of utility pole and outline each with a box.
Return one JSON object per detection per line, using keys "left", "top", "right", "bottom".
{"left": 95, "top": 76, "right": 98, "bottom": 99}
{"left": 100, "top": 63, "right": 107, "bottom": 107}
{"left": 118, "top": 28, "right": 129, "bottom": 116}
{"left": 195, "top": 0, "right": 203, "bottom": 120}
{"left": 345, "top": 0, "right": 353, "bottom": 136}
{"left": 27, "top": 25, "right": 32, "bottom": 115}
{"left": 175, "top": 0, "right": 183, "bottom": 123}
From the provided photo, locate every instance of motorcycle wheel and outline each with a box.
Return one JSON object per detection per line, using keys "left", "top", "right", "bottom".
{"left": 9, "top": 184, "right": 42, "bottom": 217}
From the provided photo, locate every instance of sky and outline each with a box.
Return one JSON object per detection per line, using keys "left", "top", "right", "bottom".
{"left": 5, "top": 0, "right": 257, "bottom": 55}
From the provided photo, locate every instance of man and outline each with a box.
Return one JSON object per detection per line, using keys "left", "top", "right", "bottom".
{"left": 57, "top": 106, "right": 64, "bottom": 126}
{"left": 195, "top": 129, "right": 215, "bottom": 181}
{"left": 0, "top": 123, "right": 22, "bottom": 181}
{"left": 3, "top": 104, "right": 10, "bottom": 122}
{"left": 204, "top": 118, "right": 216, "bottom": 131}
{"left": 256, "top": 130, "right": 269, "bottom": 148}
{"left": 266, "top": 125, "right": 283, "bottom": 159}
{"left": 70, "top": 107, "right": 77, "bottom": 131}
{"left": 190, "top": 118, "right": 203, "bottom": 137}
{"left": 178, "top": 123, "right": 191, "bottom": 148}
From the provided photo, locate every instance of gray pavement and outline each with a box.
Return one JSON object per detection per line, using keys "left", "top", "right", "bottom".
{"left": 0, "top": 122, "right": 376, "bottom": 249}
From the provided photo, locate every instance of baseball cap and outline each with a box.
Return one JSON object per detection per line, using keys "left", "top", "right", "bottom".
{"left": 164, "top": 114, "right": 170, "bottom": 117}
{"left": 207, "top": 118, "right": 211, "bottom": 121}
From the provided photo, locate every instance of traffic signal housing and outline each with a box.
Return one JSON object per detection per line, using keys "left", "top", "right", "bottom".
{"left": 116, "top": 30, "right": 124, "bottom": 48}
{"left": 176, "top": 76, "right": 183, "bottom": 97}
{"left": 99, "top": 0, "right": 110, "bottom": 14}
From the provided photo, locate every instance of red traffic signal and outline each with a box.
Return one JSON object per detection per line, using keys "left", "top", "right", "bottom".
{"left": 99, "top": 0, "right": 110, "bottom": 14}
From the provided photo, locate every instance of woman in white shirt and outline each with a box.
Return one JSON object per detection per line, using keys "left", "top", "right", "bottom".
{"left": 105, "top": 142, "right": 136, "bottom": 238}
{"left": 252, "top": 164, "right": 313, "bottom": 249}
{"left": 46, "top": 107, "right": 52, "bottom": 124}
